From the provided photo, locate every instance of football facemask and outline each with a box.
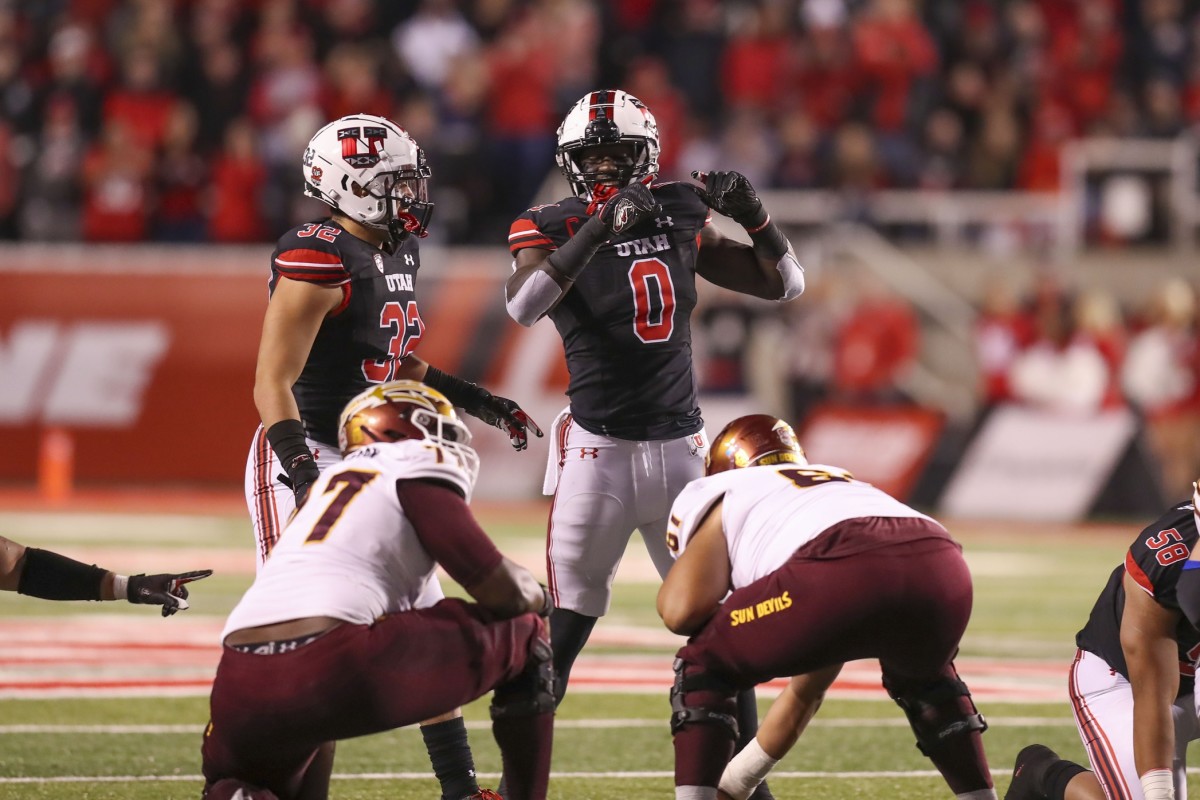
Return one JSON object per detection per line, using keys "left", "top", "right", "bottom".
{"left": 556, "top": 89, "right": 660, "bottom": 203}
{"left": 302, "top": 114, "right": 434, "bottom": 241}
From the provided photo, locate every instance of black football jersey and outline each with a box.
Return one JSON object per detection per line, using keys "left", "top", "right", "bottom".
{"left": 508, "top": 182, "right": 711, "bottom": 440}
{"left": 1075, "top": 500, "right": 1200, "bottom": 696}
{"left": 269, "top": 219, "right": 425, "bottom": 445}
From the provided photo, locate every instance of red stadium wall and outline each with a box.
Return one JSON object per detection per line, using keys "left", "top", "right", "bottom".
{"left": 1, "top": 266, "right": 266, "bottom": 485}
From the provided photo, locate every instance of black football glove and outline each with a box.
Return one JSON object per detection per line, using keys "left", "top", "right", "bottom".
{"left": 467, "top": 392, "right": 544, "bottom": 452}
{"left": 595, "top": 181, "right": 661, "bottom": 236}
{"left": 127, "top": 569, "right": 213, "bottom": 617}
{"left": 688, "top": 170, "right": 767, "bottom": 228}
{"left": 277, "top": 454, "right": 320, "bottom": 509}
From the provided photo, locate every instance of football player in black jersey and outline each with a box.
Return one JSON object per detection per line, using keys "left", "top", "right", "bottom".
{"left": 1005, "top": 487, "right": 1200, "bottom": 800}
{"left": 504, "top": 89, "right": 806, "bottom": 799}
{"left": 246, "top": 113, "right": 535, "bottom": 800}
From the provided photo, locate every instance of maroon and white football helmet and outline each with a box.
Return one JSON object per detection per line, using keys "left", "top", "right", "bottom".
{"left": 338, "top": 380, "right": 479, "bottom": 487}
{"left": 706, "top": 414, "right": 807, "bottom": 476}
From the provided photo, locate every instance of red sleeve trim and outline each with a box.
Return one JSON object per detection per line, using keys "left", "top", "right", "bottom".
{"left": 396, "top": 479, "right": 503, "bottom": 587}
{"left": 744, "top": 214, "right": 771, "bottom": 234}
{"left": 1125, "top": 550, "right": 1155, "bottom": 597}
{"left": 275, "top": 248, "right": 350, "bottom": 285}
{"left": 329, "top": 283, "right": 352, "bottom": 317}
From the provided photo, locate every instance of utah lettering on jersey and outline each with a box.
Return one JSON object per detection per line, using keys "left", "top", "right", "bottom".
{"left": 613, "top": 234, "right": 672, "bottom": 258}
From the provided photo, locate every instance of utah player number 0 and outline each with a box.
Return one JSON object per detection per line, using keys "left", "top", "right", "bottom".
{"left": 627, "top": 258, "right": 676, "bottom": 344}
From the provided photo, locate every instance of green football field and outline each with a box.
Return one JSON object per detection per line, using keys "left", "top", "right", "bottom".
{"left": 0, "top": 498, "right": 1189, "bottom": 799}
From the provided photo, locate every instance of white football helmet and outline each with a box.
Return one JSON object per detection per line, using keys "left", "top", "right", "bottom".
{"left": 338, "top": 380, "right": 480, "bottom": 492}
{"left": 302, "top": 113, "right": 433, "bottom": 240}
{"left": 555, "top": 89, "right": 660, "bottom": 202}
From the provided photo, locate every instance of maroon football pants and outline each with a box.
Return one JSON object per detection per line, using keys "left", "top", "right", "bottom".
{"left": 201, "top": 598, "right": 548, "bottom": 800}
{"left": 674, "top": 520, "right": 985, "bottom": 792}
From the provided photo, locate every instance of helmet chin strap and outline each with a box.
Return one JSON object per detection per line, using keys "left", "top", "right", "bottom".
{"left": 586, "top": 182, "right": 620, "bottom": 215}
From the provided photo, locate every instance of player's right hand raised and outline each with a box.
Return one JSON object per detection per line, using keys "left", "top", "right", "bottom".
{"left": 595, "top": 181, "right": 660, "bottom": 236}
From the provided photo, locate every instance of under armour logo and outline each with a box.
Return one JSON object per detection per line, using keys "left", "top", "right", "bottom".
{"left": 578, "top": 447, "right": 599, "bottom": 460}
{"left": 404, "top": 254, "right": 415, "bottom": 266}
{"left": 656, "top": 216, "right": 674, "bottom": 228}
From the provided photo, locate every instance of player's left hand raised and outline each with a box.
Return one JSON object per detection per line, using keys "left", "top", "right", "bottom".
{"left": 469, "top": 393, "right": 544, "bottom": 451}
{"left": 687, "top": 170, "right": 767, "bottom": 228}
{"left": 127, "top": 570, "right": 213, "bottom": 617}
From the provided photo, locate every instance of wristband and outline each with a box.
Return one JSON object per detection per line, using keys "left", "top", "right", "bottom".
{"left": 424, "top": 366, "right": 490, "bottom": 411}
{"left": 538, "top": 584, "right": 554, "bottom": 618}
{"left": 111, "top": 574, "right": 129, "bottom": 601}
{"left": 17, "top": 548, "right": 107, "bottom": 601}
{"left": 545, "top": 215, "right": 607, "bottom": 280}
{"left": 1140, "top": 769, "right": 1174, "bottom": 800}
{"left": 265, "top": 419, "right": 314, "bottom": 479}
{"left": 747, "top": 216, "right": 790, "bottom": 262}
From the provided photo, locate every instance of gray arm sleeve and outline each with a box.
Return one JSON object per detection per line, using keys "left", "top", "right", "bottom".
{"left": 505, "top": 267, "right": 567, "bottom": 327}
{"left": 776, "top": 248, "right": 805, "bottom": 301}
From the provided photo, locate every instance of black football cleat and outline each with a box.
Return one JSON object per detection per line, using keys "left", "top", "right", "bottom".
{"left": 748, "top": 780, "right": 776, "bottom": 800}
{"left": 1004, "top": 744, "right": 1058, "bottom": 800}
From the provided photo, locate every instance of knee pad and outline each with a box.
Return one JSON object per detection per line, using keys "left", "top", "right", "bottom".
{"left": 490, "top": 632, "right": 556, "bottom": 719}
{"left": 669, "top": 657, "right": 739, "bottom": 740}
{"left": 884, "top": 673, "right": 988, "bottom": 756}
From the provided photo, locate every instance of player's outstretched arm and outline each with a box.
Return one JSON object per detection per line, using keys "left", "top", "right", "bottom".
{"left": 1119, "top": 570, "right": 1182, "bottom": 799}
{"left": 417, "top": 360, "right": 543, "bottom": 451}
{"left": 1, "top": 535, "right": 212, "bottom": 616}
{"left": 505, "top": 182, "right": 661, "bottom": 326}
{"left": 689, "top": 170, "right": 805, "bottom": 302}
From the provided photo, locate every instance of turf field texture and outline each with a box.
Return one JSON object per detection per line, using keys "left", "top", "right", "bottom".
{"left": 0, "top": 496, "right": 1187, "bottom": 799}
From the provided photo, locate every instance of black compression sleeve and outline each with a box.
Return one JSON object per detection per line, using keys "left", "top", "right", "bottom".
{"left": 544, "top": 215, "right": 608, "bottom": 280}
{"left": 265, "top": 419, "right": 314, "bottom": 478}
{"left": 746, "top": 216, "right": 790, "bottom": 262}
{"left": 424, "top": 366, "right": 490, "bottom": 410}
{"left": 17, "top": 548, "right": 107, "bottom": 601}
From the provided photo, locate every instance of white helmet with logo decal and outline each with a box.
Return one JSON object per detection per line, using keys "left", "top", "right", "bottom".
{"left": 302, "top": 113, "right": 434, "bottom": 240}
{"left": 555, "top": 89, "right": 660, "bottom": 202}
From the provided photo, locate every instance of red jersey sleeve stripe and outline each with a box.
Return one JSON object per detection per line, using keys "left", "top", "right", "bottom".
{"left": 1125, "top": 550, "right": 1155, "bottom": 597}
{"left": 275, "top": 249, "right": 349, "bottom": 284}
{"left": 509, "top": 237, "right": 556, "bottom": 255}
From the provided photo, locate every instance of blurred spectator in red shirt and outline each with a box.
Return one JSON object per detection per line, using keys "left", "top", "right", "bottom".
{"left": 720, "top": 3, "right": 790, "bottom": 115}
{"left": 81, "top": 119, "right": 155, "bottom": 242}
{"left": 154, "top": 101, "right": 208, "bottom": 242}
{"left": 1073, "top": 288, "right": 1127, "bottom": 409}
{"left": 625, "top": 56, "right": 687, "bottom": 178}
{"left": 320, "top": 43, "right": 393, "bottom": 122}
{"left": 1121, "top": 278, "right": 1200, "bottom": 495}
{"left": 832, "top": 277, "right": 920, "bottom": 404}
{"left": 791, "top": 16, "right": 860, "bottom": 135}
{"left": 206, "top": 117, "right": 268, "bottom": 243}
{"left": 1046, "top": 1, "right": 1122, "bottom": 132}
{"left": 103, "top": 44, "right": 178, "bottom": 151}
{"left": 1018, "top": 100, "right": 1074, "bottom": 192}
{"left": 852, "top": 0, "right": 937, "bottom": 134}
{"left": 974, "top": 275, "right": 1035, "bottom": 405}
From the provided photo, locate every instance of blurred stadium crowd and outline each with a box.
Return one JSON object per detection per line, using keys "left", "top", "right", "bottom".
{"left": 1, "top": 0, "right": 1196, "bottom": 245}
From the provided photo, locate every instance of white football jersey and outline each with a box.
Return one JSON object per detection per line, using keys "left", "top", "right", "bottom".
{"left": 223, "top": 440, "right": 474, "bottom": 638}
{"left": 667, "top": 463, "right": 940, "bottom": 589}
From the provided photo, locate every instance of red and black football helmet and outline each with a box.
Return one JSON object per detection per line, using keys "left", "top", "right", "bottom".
{"left": 706, "top": 414, "right": 807, "bottom": 476}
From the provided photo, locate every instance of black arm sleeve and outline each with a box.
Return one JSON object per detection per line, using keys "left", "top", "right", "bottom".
{"left": 17, "top": 548, "right": 107, "bottom": 601}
